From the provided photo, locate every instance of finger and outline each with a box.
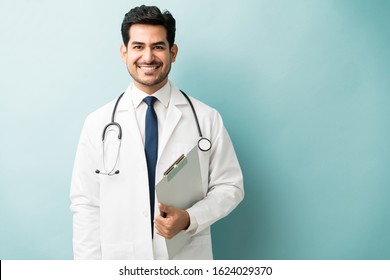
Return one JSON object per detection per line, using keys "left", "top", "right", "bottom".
{"left": 158, "top": 203, "right": 175, "bottom": 214}
{"left": 159, "top": 210, "right": 167, "bottom": 218}
{"left": 155, "top": 228, "right": 166, "bottom": 238}
{"left": 154, "top": 223, "right": 169, "bottom": 238}
{"left": 154, "top": 216, "right": 169, "bottom": 231}
{"left": 154, "top": 215, "right": 162, "bottom": 226}
{"left": 157, "top": 203, "right": 167, "bottom": 218}
{"left": 158, "top": 203, "right": 167, "bottom": 213}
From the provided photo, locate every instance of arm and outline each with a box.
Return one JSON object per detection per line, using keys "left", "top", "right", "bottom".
{"left": 154, "top": 110, "right": 244, "bottom": 238}
{"left": 70, "top": 117, "right": 102, "bottom": 259}
{"left": 186, "top": 111, "right": 244, "bottom": 235}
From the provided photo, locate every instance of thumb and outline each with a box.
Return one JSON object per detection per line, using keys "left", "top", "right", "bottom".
{"left": 158, "top": 203, "right": 172, "bottom": 214}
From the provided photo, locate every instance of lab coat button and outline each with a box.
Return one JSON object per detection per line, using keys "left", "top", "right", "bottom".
{"left": 143, "top": 210, "right": 149, "bottom": 217}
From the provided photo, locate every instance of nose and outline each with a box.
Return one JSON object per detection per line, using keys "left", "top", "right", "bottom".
{"left": 142, "top": 48, "right": 154, "bottom": 63}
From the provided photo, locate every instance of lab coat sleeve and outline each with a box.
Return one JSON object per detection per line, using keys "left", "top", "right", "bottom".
{"left": 70, "top": 116, "right": 102, "bottom": 259}
{"left": 186, "top": 111, "right": 244, "bottom": 235}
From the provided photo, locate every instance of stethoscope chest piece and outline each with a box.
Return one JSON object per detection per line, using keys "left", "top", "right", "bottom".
{"left": 198, "top": 137, "right": 212, "bottom": 152}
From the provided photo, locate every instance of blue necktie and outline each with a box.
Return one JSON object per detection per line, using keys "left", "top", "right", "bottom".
{"left": 143, "top": 96, "right": 158, "bottom": 237}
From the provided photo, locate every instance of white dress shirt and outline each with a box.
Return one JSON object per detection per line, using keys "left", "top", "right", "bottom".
{"left": 130, "top": 81, "right": 171, "bottom": 147}
{"left": 129, "top": 80, "right": 199, "bottom": 235}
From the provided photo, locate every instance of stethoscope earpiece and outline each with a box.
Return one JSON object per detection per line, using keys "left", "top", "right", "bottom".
{"left": 95, "top": 169, "right": 120, "bottom": 175}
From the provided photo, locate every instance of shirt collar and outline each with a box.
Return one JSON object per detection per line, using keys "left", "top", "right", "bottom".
{"left": 131, "top": 81, "right": 171, "bottom": 109}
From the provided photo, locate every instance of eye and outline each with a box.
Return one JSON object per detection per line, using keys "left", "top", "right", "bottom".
{"left": 154, "top": 45, "right": 165, "bottom": 50}
{"left": 133, "top": 45, "right": 143, "bottom": 50}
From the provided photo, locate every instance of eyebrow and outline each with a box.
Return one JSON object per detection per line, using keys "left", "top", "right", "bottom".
{"left": 131, "top": 41, "right": 167, "bottom": 46}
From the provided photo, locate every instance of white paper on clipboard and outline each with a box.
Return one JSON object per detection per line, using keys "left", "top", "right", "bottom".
{"left": 156, "top": 145, "right": 204, "bottom": 259}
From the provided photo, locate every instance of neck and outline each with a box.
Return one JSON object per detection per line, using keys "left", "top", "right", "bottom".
{"left": 134, "top": 79, "right": 169, "bottom": 95}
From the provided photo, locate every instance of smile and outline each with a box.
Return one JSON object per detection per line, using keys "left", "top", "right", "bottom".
{"left": 138, "top": 65, "right": 160, "bottom": 70}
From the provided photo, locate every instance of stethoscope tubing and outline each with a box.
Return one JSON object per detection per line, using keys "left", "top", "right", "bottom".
{"left": 96, "top": 89, "right": 211, "bottom": 175}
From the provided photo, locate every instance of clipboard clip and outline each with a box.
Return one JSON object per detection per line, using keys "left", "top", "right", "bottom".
{"left": 164, "top": 154, "right": 188, "bottom": 181}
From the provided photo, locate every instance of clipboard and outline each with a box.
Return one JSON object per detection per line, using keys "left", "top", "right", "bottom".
{"left": 156, "top": 145, "right": 204, "bottom": 259}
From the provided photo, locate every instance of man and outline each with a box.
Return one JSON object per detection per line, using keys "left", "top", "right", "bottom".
{"left": 70, "top": 5, "right": 244, "bottom": 260}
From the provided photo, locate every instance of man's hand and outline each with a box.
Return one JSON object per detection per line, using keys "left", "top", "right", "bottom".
{"left": 154, "top": 203, "right": 190, "bottom": 239}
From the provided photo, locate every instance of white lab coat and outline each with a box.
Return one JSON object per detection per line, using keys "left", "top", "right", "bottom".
{"left": 70, "top": 83, "right": 244, "bottom": 260}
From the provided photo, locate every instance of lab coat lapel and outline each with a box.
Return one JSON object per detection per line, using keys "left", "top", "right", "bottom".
{"left": 158, "top": 87, "right": 187, "bottom": 160}
{"left": 114, "top": 86, "right": 188, "bottom": 170}
{"left": 115, "top": 90, "right": 145, "bottom": 157}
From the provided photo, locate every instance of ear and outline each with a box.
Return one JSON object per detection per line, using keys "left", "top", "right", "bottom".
{"left": 120, "top": 44, "right": 127, "bottom": 63}
{"left": 170, "top": 44, "right": 178, "bottom": 63}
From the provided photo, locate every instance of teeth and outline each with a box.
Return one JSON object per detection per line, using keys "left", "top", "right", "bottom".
{"left": 139, "top": 66, "right": 158, "bottom": 70}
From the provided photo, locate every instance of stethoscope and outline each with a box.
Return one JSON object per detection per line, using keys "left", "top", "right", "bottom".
{"left": 95, "top": 90, "right": 212, "bottom": 176}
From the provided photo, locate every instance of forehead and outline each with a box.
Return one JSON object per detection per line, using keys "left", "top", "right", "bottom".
{"left": 128, "top": 24, "right": 168, "bottom": 44}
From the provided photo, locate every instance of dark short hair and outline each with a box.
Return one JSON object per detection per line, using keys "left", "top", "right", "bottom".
{"left": 121, "top": 5, "right": 176, "bottom": 48}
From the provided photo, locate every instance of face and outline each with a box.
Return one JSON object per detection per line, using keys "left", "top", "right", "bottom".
{"left": 120, "top": 24, "right": 178, "bottom": 94}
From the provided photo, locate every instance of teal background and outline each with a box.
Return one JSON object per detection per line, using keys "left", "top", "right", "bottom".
{"left": 0, "top": 0, "right": 389, "bottom": 259}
